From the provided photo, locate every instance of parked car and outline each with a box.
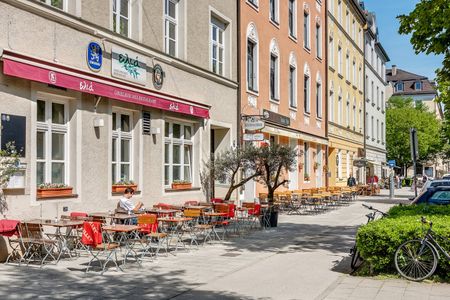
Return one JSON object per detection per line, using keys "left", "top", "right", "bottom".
{"left": 412, "top": 186, "right": 450, "bottom": 205}
{"left": 443, "top": 174, "right": 450, "bottom": 180}
{"left": 421, "top": 179, "right": 450, "bottom": 193}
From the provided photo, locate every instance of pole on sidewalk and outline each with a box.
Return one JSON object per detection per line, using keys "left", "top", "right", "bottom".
{"left": 389, "top": 167, "right": 394, "bottom": 200}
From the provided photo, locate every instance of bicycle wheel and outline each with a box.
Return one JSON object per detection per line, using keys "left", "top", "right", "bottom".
{"left": 395, "top": 239, "right": 438, "bottom": 281}
{"left": 350, "top": 244, "right": 362, "bottom": 270}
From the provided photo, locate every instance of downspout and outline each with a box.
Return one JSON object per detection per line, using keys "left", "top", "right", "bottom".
{"left": 363, "top": 25, "right": 367, "bottom": 184}
{"left": 235, "top": 0, "right": 242, "bottom": 201}
{"left": 324, "top": 1, "right": 329, "bottom": 188}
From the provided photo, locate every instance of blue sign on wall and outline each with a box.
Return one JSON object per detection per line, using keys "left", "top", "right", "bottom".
{"left": 388, "top": 160, "right": 396, "bottom": 167}
{"left": 87, "top": 42, "right": 102, "bottom": 72}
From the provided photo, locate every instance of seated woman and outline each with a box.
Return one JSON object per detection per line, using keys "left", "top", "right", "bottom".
{"left": 119, "top": 187, "right": 144, "bottom": 213}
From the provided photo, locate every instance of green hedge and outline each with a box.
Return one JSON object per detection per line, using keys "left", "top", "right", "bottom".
{"left": 356, "top": 205, "right": 450, "bottom": 279}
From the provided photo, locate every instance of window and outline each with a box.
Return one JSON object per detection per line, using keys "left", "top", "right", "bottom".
{"left": 247, "top": 39, "right": 257, "bottom": 92}
{"left": 337, "top": 93, "right": 342, "bottom": 124}
{"left": 415, "top": 81, "right": 422, "bottom": 90}
{"left": 352, "top": 99, "right": 356, "bottom": 130}
{"left": 376, "top": 119, "right": 379, "bottom": 141}
{"left": 396, "top": 81, "right": 404, "bottom": 92}
{"left": 40, "top": 0, "right": 64, "bottom": 9}
{"left": 381, "top": 122, "right": 384, "bottom": 143}
{"left": 270, "top": 0, "right": 278, "bottom": 23}
{"left": 352, "top": 19, "right": 355, "bottom": 39}
{"left": 359, "top": 108, "right": 362, "bottom": 132}
{"left": 248, "top": 0, "right": 258, "bottom": 7}
{"left": 164, "top": 122, "right": 193, "bottom": 186}
{"left": 289, "top": 66, "right": 297, "bottom": 108}
{"left": 304, "top": 75, "right": 310, "bottom": 113}
{"left": 345, "top": 53, "right": 350, "bottom": 80}
{"left": 211, "top": 17, "right": 225, "bottom": 76}
{"left": 270, "top": 54, "right": 278, "bottom": 100}
{"left": 346, "top": 97, "right": 350, "bottom": 127}
{"left": 112, "top": 0, "right": 130, "bottom": 37}
{"left": 289, "top": 0, "right": 296, "bottom": 37}
{"left": 352, "top": 60, "right": 356, "bottom": 84}
{"left": 337, "top": 0, "right": 342, "bottom": 23}
{"left": 329, "top": 37, "right": 334, "bottom": 67}
{"left": 337, "top": 150, "right": 342, "bottom": 179}
{"left": 381, "top": 91, "right": 385, "bottom": 111}
{"left": 371, "top": 81, "right": 374, "bottom": 104}
{"left": 338, "top": 46, "right": 342, "bottom": 74}
{"left": 304, "top": 143, "right": 310, "bottom": 178}
{"left": 164, "top": 0, "right": 178, "bottom": 56}
{"left": 371, "top": 116, "right": 374, "bottom": 139}
{"left": 345, "top": 10, "right": 349, "bottom": 32}
{"left": 304, "top": 12, "right": 310, "bottom": 49}
{"left": 358, "top": 65, "right": 362, "bottom": 90}
{"left": 112, "top": 112, "right": 133, "bottom": 184}
{"left": 346, "top": 151, "right": 350, "bottom": 178}
{"left": 376, "top": 86, "right": 379, "bottom": 107}
{"left": 316, "top": 24, "right": 322, "bottom": 58}
{"left": 36, "top": 99, "right": 68, "bottom": 185}
{"left": 371, "top": 48, "right": 374, "bottom": 66}
{"left": 329, "top": 89, "right": 334, "bottom": 122}
{"left": 366, "top": 112, "right": 369, "bottom": 138}
{"left": 365, "top": 75, "right": 369, "bottom": 98}
{"left": 316, "top": 82, "right": 322, "bottom": 118}
{"left": 328, "top": 0, "right": 334, "bottom": 14}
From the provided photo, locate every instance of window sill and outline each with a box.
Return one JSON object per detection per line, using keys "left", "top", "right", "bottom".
{"left": 338, "top": 73, "right": 344, "bottom": 79}
{"left": 289, "top": 106, "right": 298, "bottom": 112}
{"left": 269, "top": 19, "right": 280, "bottom": 29}
{"left": 329, "top": 66, "right": 336, "bottom": 73}
{"left": 246, "top": 1, "right": 259, "bottom": 11}
{"left": 316, "top": 56, "right": 323, "bottom": 63}
{"left": 304, "top": 112, "right": 311, "bottom": 117}
{"left": 303, "top": 46, "right": 311, "bottom": 54}
{"left": 345, "top": 80, "right": 351, "bottom": 85}
{"left": 352, "top": 85, "right": 357, "bottom": 90}
{"left": 165, "top": 187, "right": 201, "bottom": 193}
{"left": 247, "top": 89, "right": 259, "bottom": 96}
{"left": 269, "top": 98, "right": 280, "bottom": 103}
{"left": 37, "top": 194, "right": 79, "bottom": 200}
{"left": 288, "top": 35, "right": 298, "bottom": 43}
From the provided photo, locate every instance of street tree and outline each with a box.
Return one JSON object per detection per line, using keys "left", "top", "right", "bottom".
{"left": 254, "top": 144, "right": 297, "bottom": 204}
{"left": 386, "top": 96, "right": 443, "bottom": 174}
{"left": 0, "top": 143, "right": 20, "bottom": 216}
{"left": 398, "top": 0, "right": 450, "bottom": 146}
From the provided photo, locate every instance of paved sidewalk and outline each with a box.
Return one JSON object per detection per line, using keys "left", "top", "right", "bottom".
{"left": 0, "top": 197, "right": 448, "bottom": 299}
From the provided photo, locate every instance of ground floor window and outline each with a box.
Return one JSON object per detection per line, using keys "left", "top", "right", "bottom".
{"left": 164, "top": 121, "right": 193, "bottom": 186}
{"left": 111, "top": 111, "right": 133, "bottom": 183}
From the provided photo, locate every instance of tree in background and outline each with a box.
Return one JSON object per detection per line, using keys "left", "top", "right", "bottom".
{"left": 386, "top": 96, "right": 443, "bottom": 174}
{"left": 0, "top": 143, "right": 20, "bottom": 216}
{"left": 398, "top": 0, "right": 450, "bottom": 156}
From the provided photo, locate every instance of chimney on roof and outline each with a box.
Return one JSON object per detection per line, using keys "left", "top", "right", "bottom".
{"left": 392, "top": 65, "right": 397, "bottom": 76}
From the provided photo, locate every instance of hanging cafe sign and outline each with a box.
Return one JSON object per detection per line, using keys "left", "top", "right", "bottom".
{"left": 244, "top": 117, "right": 265, "bottom": 131}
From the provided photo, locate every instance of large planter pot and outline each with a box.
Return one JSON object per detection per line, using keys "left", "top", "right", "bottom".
{"left": 37, "top": 187, "right": 73, "bottom": 198}
{"left": 112, "top": 184, "right": 137, "bottom": 193}
{"left": 269, "top": 209, "right": 279, "bottom": 227}
{"left": 171, "top": 183, "right": 192, "bottom": 190}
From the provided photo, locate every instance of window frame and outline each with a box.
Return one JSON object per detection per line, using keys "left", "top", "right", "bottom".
{"left": 40, "top": 0, "right": 66, "bottom": 10}
{"left": 269, "top": 0, "right": 279, "bottom": 24}
{"left": 36, "top": 98, "right": 69, "bottom": 186}
{"left": 316, "top": 81, "right": 322, "bottom": 118}
{"left": 289, "top": 65, "right": 297, "bottom": 109}
{"left": 112, "top": 0, "right": 131, "bottom": 37}
{"left": 247, "top": 39, "right": 258, "bottom": 92}
{"left": 288, "top": 0, "right": 297, "bottom": 38}
{"left": 164, "top": 121, "right": 194, "bottom": 187}
{"left": 304, "top": 74, "right": 310, "bottom": 113}
{"left": 304, "top": 12, "right": 310, "bottom": 49}
{"left": 316, "top": 23, "right": 322, "bottom": 58}
{"left": 164, "top": 0, "right": 178, "bottom": 56}
{"left": 304, "top": 143, "right": 310, "bottom": 179}
{"left": 337, "top": 46, "right": 342, "bottom": 74}
{"left": 210, "top": 17, "right": 226, "bottom": 76}
{"left": 111, "top": 110, "right": 134, "bottom": 185}
{"left": 396, "top": 81, "right": 404, "bottom": 92}
{"left": 415, "top": 81, "right": 422, "bottom": 90}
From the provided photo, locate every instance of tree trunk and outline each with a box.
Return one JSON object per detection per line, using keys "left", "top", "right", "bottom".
{"left": 224, "top": 187, "right": 234, "bottom": 201}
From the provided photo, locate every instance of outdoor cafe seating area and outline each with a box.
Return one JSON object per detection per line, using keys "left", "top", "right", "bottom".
{"left": 0, "top": 186, "right": 358, "bottom": 274}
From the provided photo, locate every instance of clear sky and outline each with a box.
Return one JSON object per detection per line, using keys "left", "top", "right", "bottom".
{"left": 362, "top": 0, "right": 444, "bottom": 80}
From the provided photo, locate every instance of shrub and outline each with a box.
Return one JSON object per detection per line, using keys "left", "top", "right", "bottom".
{"left": 356, "top": 205, "right": 450, "bottom": 279}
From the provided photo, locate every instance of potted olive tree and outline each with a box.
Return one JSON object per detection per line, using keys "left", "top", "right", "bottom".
{"left": 0, "top": 143, "right": 20, "bottom": 215}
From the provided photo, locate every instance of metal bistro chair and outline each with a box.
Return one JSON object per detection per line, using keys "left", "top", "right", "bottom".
{"left": 136, "top": 214, "right": 169, "bottom": 259}
{"left": 183, "top": 209, "right": 213, "bottom": 246}
{"left": 19, "top": 222, "right": 57, "bottom": 267}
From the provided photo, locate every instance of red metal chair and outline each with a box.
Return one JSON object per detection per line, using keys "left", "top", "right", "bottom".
{"left": 211, "top": 198, "right": 223, "bottom": 204}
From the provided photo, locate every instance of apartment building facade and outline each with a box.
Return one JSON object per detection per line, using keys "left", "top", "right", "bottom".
{"left": 240, "top": 0, "right": 328, "bottom": 199}
{"left": 327, "top": 0, "right": 366, "bottom": 186}
{"left": 0, "top": 0, "right": 238, "bottom": 219}
{"left": 363, "top": 11, "right": 389, "bottom": 180}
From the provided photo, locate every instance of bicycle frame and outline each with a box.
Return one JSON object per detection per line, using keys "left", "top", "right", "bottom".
{"left": 420, "top": 228, "right": 450, "bottom": 261}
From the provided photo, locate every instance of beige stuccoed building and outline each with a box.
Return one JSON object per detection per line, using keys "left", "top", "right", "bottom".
{"left": 0, "top": 0, "right": 238, "bottom": 222}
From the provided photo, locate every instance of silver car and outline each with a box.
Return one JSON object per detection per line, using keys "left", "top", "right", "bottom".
{"left": 421, "top": 179, "right": 450, "bottom": 193}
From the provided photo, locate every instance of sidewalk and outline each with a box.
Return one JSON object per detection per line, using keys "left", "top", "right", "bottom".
{"left": 0, "top": 199, "right": 448, "bottom": 299}
{"left": 360, "top": 187, "right": 415, "bottom": 204}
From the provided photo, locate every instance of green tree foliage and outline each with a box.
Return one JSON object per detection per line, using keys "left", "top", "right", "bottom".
{"left": 386, "top": 97, "right": 443, "bottom": 169}
{"left": 398, "top": 0, "right": 450, "bottom": 153}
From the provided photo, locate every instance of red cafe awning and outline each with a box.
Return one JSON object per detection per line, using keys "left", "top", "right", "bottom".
{"left": 2, "top": 55, "right": 210, "bottom": 119}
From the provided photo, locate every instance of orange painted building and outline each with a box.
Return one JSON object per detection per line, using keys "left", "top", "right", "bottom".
{"left": 239, "top": 0, "right": 328, "bottom": 199}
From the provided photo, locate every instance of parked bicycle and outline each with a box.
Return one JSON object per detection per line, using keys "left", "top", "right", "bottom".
{"left": 350, "top": 204, "right": 388, "bottom": 270}
{"left": 395, "top": 217, "right": 450, "bottom": 281}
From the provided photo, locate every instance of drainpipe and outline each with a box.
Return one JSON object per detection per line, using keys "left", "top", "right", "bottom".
{"left": 324, "top": 0, "right": 329, "bottom": 188}
{"left": 235, "top": 0, "right": 242, "bottom": 202}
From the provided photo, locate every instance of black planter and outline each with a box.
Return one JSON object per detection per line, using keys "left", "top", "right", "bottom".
{"left": 269, "top": 210, "right": 278, "bottom": 227}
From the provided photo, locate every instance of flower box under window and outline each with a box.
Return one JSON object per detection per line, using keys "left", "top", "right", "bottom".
{"left": 171, "top": 181, "right": 192, "bottom": 190}
{"left": 37, "top": 184, "right": 73, "bottom": 198}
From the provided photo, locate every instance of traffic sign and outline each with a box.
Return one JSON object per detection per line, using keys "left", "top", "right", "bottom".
{"left": 388, "top": 160, "right": 396, "bottom": 167}
{"left": 243, "top": 133, "right": 265, "bottom": 141}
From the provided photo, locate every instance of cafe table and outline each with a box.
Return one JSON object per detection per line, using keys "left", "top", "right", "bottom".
{"left": 90, "top": 212, "right": 138, "bottom": 225}
{"left": 145, "top": 208, "right": 180, "bottom": 217}
{"left": 158, "top": 217, "right": 193, "bottom": 254}
{"left": 26, "top": 218, "right": 84, "bottom": 263}
{"left": 203, "top": 212, "right": 227, "bottom": 241}
{"left": 102, "top": 224, "right": 141, "bottom": 265}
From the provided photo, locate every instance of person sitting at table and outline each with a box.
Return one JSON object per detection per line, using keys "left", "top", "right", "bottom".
{"left": 119, "top": 187, "right": 144, "bottom": 213}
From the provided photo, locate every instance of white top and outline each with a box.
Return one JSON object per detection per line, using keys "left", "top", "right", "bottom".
{"left": 119, "top": 197, "right": 134, "bottom": 212}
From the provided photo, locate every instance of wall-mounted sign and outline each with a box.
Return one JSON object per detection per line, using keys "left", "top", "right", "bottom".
{"left": 262, "top": 109, "right": 290, "bottom": 127}
{"left": 387, "top": 160, "right": 396, "bottom": 167}
{"left": 112, "top": 46, "right": 147, "bottom": 85}
{"left": 353, "top": 158, "right": 368, "bottom": 168}
{"left": 243, "top": 133, "right": 265, "bottom": 141}
{"left": 244, "top": 118, "right": 265, "bottom": 131}
{"left": 152, "top": 64, "right": 164, "bottom": 90}
{"left": 86, "top": 42, "right": 103, "bottom": 72}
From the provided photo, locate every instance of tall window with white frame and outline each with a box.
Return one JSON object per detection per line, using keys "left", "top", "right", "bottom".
{"left": 338, "top": 46, "right": 342, "bottom": 74}
{"left": 352, "top": 60, "right": 356, "bottom": 84}
{"left": 164, "top": 122, "right": 193, "bottom": 186}
{"left": 316, "top": 23, "right": 322, "bottom": 58}
{"left": 359, "top": 107, "right": 363, "bottom": 132}
{"left": 329, "top": 37, "right": 334, "bottom": 67}
{"left": 40, "top": 0, "right": 64, "bottom": 9}
{"left": 247, "top": 40, "right": 257, "bottom": 92}
{"left": 164, "top": 0, "right": 178, "bottom": 56}
{"left": 304, "top": 74, "right": 310, "bottom": 113}
{"left": 329, "top": 89, "right": 334, "bottom": 122}
{"left": 337, "top": 93, "right": 342, "bottom": 124}
{"left": 337, "top": 150, "right": 342, "bottom": 179}
{"left": 304, "top": 143, "right": 310, "bottom": 180}
{"left": 289, "top": 65, "right": 297, "bottom": 108}
{"left": 112, "top": 112, "right": 133, "bottom": 184}
{"left": 36, "top": 99, "right": 67, "bottom": 185}
{"left": 112, "top": 0, "right": 130, "bottom": 37}
{"left": 270, "top": 54, "right": 278, "bottom": 101}
{"left": 304, "top": 12, "right": 310, "bottom": 49}
{"left": 381, "top": 122, "right": 385, "bottom": 144}
{"left": 337, "top": 0, "right": 342, "bottom": 23}
{"left": 376, "top": 119, "right": 379, "bottom": 142}
{"left": 352, "top": 99, "right": 356, "bottom": 130}
{"left": 316, "top": 81, "right": 322, "bottom": 118}
{"left": 211, "top": 17, "right": 225, "bottom": 76}
{"left": 371, "top": 116, "right": 374, "bottom": 140}
{"left": 376, "top": 86, "right": 379, "bottom": 108}
{"left": 345, "top": 52, "right": 350, "bottom": 80}
{"left": 269, "top": 0, "right": 278, "bottom": 23}
{"left": 346, "top": 97, "right": 350, "bottom": 127}
{"left": 346, "top": 151, "right": 350, "bottom": 177}
{"left": 345, "top": 10, "right": 349, "bottom": 32}
{"left": 381, "top": 91, "right": 384, "bottom": 111}
{"left": 371, "top": 81, "right": 374, "bottom": 105}
{"left": 288, "top": 0, "right": 296, "bottom": 38}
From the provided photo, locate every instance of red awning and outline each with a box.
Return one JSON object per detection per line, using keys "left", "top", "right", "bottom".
{"left": 2, "top": 56, "right": 210, "bottom": 119}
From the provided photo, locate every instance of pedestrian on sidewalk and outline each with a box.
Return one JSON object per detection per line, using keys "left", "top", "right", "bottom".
{"left": 347, "top": 173, "right": 356, "bottom": 187}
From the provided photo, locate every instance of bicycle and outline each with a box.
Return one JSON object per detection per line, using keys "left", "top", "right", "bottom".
{"left": 350, "top": 204, "right": 388, "bottom": 270}
{"left": 395, "top": 217, "right": 450, "bottom": 281}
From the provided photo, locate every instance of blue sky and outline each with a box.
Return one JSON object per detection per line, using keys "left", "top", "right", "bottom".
{"left": 363, "top": 0, "right": 444, "bottom": 80}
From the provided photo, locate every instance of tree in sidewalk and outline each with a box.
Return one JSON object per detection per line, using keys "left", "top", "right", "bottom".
{"left": 386, "top": 96, "right": 443, "bottom": 174}
{"left": 0, "top": 143, "right": 20, "bottom": 216}
{"left": 398, "top": 0, "right": 450, "bottom": 149}
{"left": 200, "top": 145, "right": 261, "bottom": 201}
{"left": 254, "top": 144, "right": 297, "bottom": 204}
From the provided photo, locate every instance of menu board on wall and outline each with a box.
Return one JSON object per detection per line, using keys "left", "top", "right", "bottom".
{"left": 111, "top": 46, "right": 147, "bottom": 85}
